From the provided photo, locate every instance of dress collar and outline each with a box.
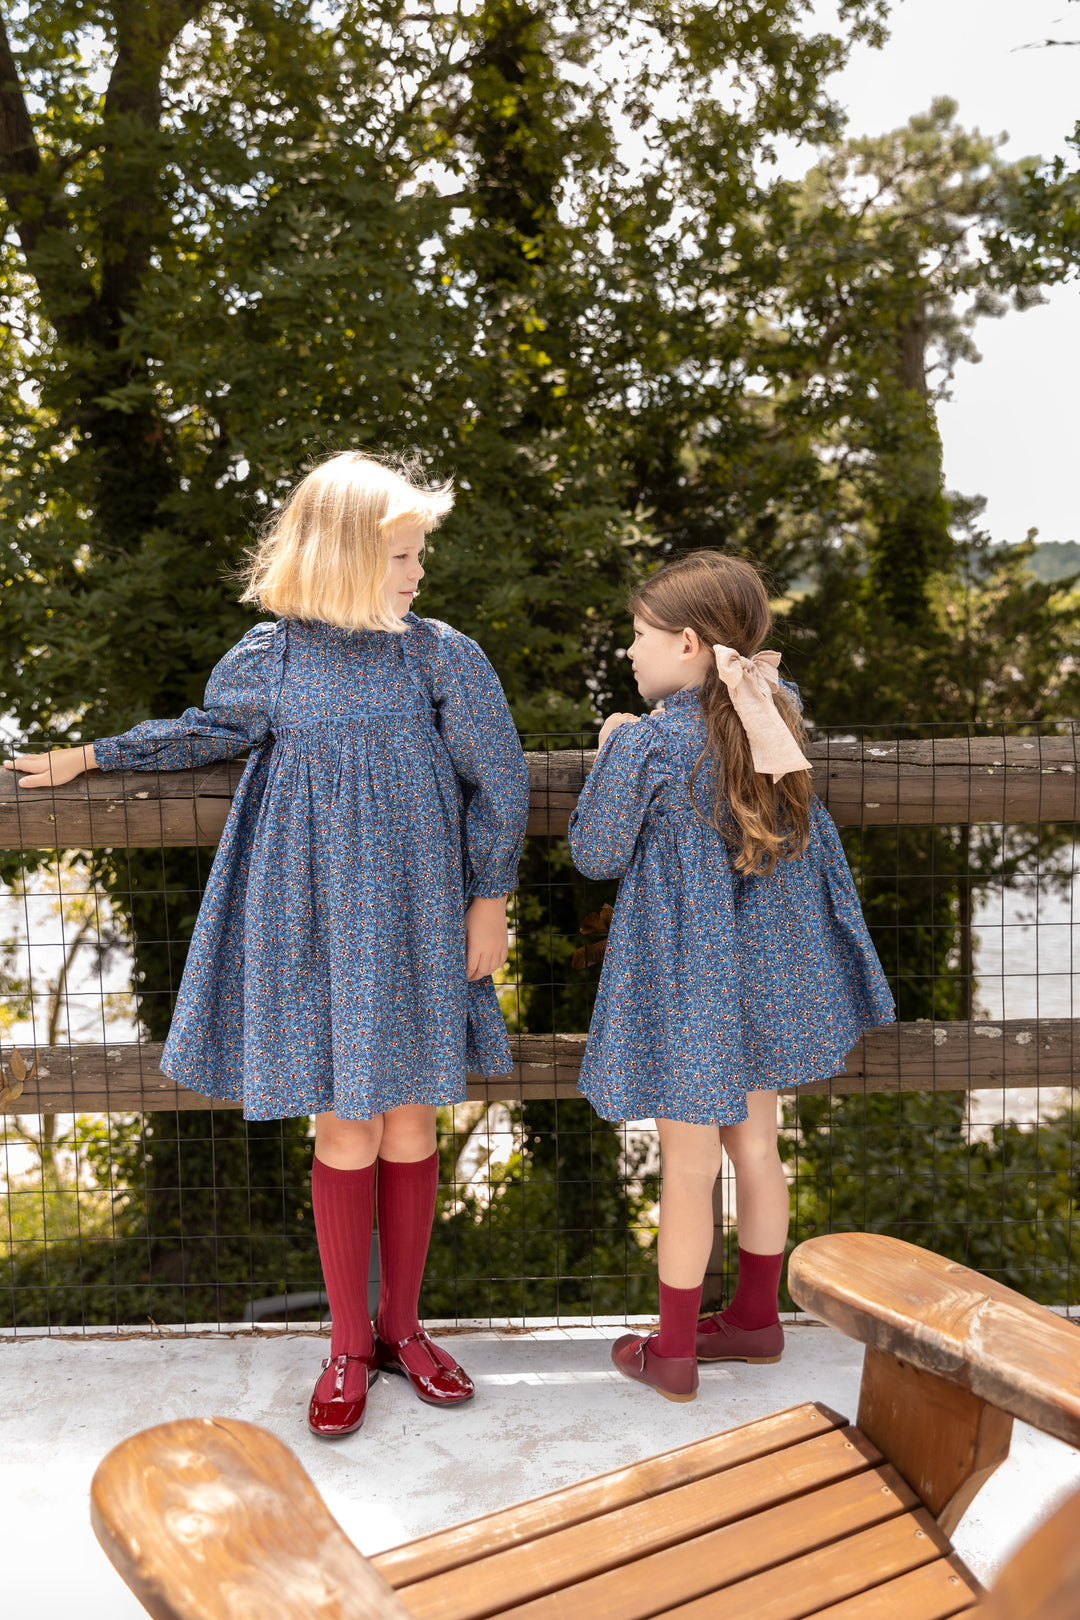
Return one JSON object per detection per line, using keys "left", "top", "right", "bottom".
{"left": 660, "top": 686, "right": 703, "bottom": 712}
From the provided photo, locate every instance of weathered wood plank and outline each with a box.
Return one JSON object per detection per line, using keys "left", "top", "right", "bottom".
{"left": 2, "top": 736, "right": 1078, "bottom": 847}
{"left": 393, "top": 1428, "right": 883, "bottom": 1620}
{"left": 788, "top": 1233, "right": 1080, "bottom": 1451}
{"left": 0, "top": 759, "right": 246, "bottom": 849}
{"left": 855, "top": 1345, "right": 1013, "bottom": 1537}
{"left": 4, "top": 1021, "right": 1076, "bottom": 1114}
{"left": 374, "top": 1404, "right": 846, "bottom": 1589}
{"left": 804, "top": 1555, "right": 981, "bottom": 1618}
{"left": 822, "top": 1018, "right": 1080, "bottom": 1093}
{"left": 91, "top": 1416, "right": 412, "bottom": 1620}
{"left": 652, "top": 1508, "right": 950, "bottom": 1620}
{"left": 808, "top": 734, "right": 1080, "bottom": 828}
{"left": 486, "top": 1467, "right": 921, "bottom": 1620}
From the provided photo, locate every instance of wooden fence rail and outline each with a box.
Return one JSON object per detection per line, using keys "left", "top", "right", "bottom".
{"left": 6, "top": 1020, "right": 1077, "bottom": 1112}
{"left": 2, "top": 733, "right": 1078, "bottom": 1112}
{"left": 1, "top": 735, "right": 1079, "bottom": 847}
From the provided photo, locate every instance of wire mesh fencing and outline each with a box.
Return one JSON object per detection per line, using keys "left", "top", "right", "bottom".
{"left": 1, "top": 720, "right": 1079, "bottom": 1332}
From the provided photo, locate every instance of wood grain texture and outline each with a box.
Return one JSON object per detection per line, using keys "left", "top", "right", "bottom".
{"left": 856, "top": 1345, "right": 1013, "bottom": 1535}
{"left": 976, "top": 1480, "right": 1080, "bottom": 1620}
{"left": 649, "top": 1508, "right": 951, "bottom": 1620}
{"left": 801, "top": 735, "right": 1080, "bottom": 828}
{"left": 90, "top": 1415, "right": 411, "bottom": 1620}
{"left": 393, "top": 1428, "right": 883, "bottom": 1620}
{"left": 493, "top": 1465, "right": 919, "bottom": 1620}
{"left": 373, "top": 1403, "right": 845, "bottom": 1589}
{"left": 3, "top": 735, "right": 1078, "bottom": 849}
{"left": 0, "top": 760, "right": 247, "bottom": 849}
{"left": 6, "top": 1018, "right": 1076, "bottom": 1115}
{"left": 88, "top": 1407, "right": 1077, "bottom": 1620}
{"left": 788, "top": 1234, "right": 1080, "bottom": 1448}
{"left": 801, "top": 1554, "right": 980, "bottom": 1618}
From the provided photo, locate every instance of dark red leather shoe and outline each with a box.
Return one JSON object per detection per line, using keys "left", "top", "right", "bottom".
{"left": 695, "top": 1314, "right": 784, "bottom": 1364}
{"left": 307, "top": 1350, "right": 378, "bottom": 1438}
{"left": 375, "top": 1328, "right": 475, "bottom": 1406}
{"left": 611, "top": 1332, "right": 698, "bottom": 1402}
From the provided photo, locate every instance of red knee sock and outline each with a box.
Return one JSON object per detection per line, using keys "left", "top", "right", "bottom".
{"left": 375, "top": 1150, "right": 441, "bottom": 1368}
{"left": 656, "top": 1279, "right": 703, "bottom": 1359}
{"left": 311, "top": 1157, "right": 375, "bottom": 1398}
{"left": 720, "top": 1247, "right": 784, "bottom": 1330}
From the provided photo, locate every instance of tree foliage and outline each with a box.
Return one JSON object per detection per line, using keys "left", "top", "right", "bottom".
{"left": 783, "top": 1091, "right": 1080, "bottom": 1308}
{"left": 3, "top": 2, "right": 1080, "bottom": 1322}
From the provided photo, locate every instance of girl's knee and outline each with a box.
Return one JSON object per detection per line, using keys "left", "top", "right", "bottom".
{"left": 723, "top": 1138, "right": 779, "bottom": 1174}
{"left": 721, "top": 1095, "right": 780, "bottom": 1159}
{"left": 379, "top": 1104, "right": 437, "bottom": 1163}
{"left": 721, "top": 1119, "right": 783, "bottom": 1175}
{"left": 657, "top": 1119, "right": 723, "bottom": 1180}
{"left": 314, "top": 1110, "right": 382, "bottom": 1168}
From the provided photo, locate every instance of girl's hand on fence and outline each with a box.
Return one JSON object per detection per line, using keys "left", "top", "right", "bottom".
{"left": 465, "top": 896, "right": 509, "bottom": 982}
{"left": 4, "top": 745, "right": 97, "bottom": 788}
{"left": 598, "top": 713, "right": 641, "bottom": 749}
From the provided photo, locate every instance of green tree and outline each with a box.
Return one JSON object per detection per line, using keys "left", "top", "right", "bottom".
{"left": 424, "top": 1104, "right": 659, "bottom": 1318}
{"left": 9, "top": 7, "right": 1076, "bottom": 1322}
{"left": 2, "top": 0, "right": 891, "bottom": 1324}
{"left": 783, "top": 1090, "right": 1080, "bottom": 1308}
{"left": 658, "top": 100, "right": 1080, "bottom": 1306}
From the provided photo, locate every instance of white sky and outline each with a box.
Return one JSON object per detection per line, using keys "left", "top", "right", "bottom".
{"left": 819, "top": 0, "right": 1079, "bottom": 545}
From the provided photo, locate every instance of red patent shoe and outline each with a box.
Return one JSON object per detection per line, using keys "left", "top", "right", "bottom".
{"left": 307, "top": 1350, "right": 378, "bottom": 1438}
{"left": 611, "top": 1332, "right": 698, "bottom": 1402}
{"left": 695, "top": 1314, "right": 784, "bottom": 1364}
{"left": 374, "top": 1328, "right": 475, "bottom": 1407}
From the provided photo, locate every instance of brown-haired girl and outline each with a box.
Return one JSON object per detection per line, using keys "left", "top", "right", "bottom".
{"left": 8, "top": 450, "right": 530, "bottom": 1437}
{"left": 569, "top": 550, "right": 893, "bottom": 1402}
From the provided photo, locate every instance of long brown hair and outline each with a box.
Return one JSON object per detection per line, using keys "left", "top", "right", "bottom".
{"left": 629, "top": 551, "right": 812, "bottom": 876}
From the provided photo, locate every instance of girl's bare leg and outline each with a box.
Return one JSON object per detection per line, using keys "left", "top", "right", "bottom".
{"left": 611, "top": 1118, "right": 721, "bottom": 1398}
{"left": 312, "top": 1102, "right": 437, "bottom": 1166}
{"left": 655, "top": 1117, "right": 725, "bottom": 1287}
{"left": 377, "top": 1102, "right": 438, "bottom": 1163}
{"left": 636, "top": 1117, "right": 722, "bottom": 1368}
{"left": 713, "top": 1090, "right": 789, "bottom": 1335}
{"left": 314, "top": 1109, "right": 384, "bottom": 1168}
{"left": 718, "top": 1090, "right": 789, "bottom": 1254}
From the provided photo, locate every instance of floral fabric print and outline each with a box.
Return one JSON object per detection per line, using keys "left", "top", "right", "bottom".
{"left": 95, "top": 615, "right": 530, "bottom": 1121}
{"left": 568, "top": 687, "right": 895, "bottom": 1126}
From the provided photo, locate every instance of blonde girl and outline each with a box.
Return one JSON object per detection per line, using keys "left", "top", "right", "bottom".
{"left": 8, "top": 451, "right": 530, "bottom": 1437}
{"left": 568, "top": 551, "right": 893, "bottom": 1402}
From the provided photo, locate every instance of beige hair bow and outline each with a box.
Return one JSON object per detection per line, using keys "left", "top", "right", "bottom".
{"left": 712, "top": 646, "right": 813, "bottom": 782}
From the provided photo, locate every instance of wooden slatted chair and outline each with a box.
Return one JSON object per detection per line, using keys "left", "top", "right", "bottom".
{"left": 90, "top": 1233, "right": 1080, "bottom": 1620}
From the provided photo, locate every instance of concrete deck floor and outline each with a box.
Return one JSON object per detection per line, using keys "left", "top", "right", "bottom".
{"left": 3, "top": 1322, "right": 1080, "bottom": 1618}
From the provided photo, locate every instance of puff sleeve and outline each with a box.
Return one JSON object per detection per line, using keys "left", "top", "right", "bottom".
{"left": 568, "top": 717, "right": 669, "bottom": 881}
{"left": 418, "top": 621, "right": 530, "bottom": 898}
{"left": 93, "top": 622, "right": 285, "bottom": 772}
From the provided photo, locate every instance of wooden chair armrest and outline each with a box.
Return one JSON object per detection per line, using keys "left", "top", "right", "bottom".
{"left": 91, "top": 1416, "right": 410, "bottom": 1619}
{"left": 788, "top": 1233, "right": 1080, "bottom": 1447}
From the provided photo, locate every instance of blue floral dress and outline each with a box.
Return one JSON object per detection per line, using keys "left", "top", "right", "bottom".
{"left": 94, "top": 615, "right": 530, "bottom": 1121}
{"left": 568, "top": 688, "right": 895, "bottom": 1125}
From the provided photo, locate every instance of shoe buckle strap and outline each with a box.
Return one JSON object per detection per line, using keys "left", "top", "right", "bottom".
{"left": 394, "top": 1329, "right": 445, "bottom": 1370}
{"left": 326, "top": 1352, "right": 366, "bottom": 1402}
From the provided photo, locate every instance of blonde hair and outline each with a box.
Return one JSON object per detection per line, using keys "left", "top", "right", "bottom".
{"left": 239, "top": 450, "right": 454, "bottom": 632}
{"left": 629, "top": 551, "right": 812, "bottom": 877}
